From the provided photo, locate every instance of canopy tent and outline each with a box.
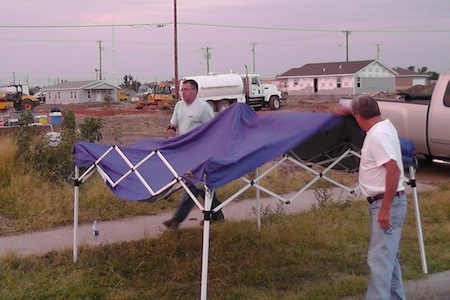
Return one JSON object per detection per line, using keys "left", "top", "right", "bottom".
{"left": 72, "top": 103, "right": 426, "bottom": 299}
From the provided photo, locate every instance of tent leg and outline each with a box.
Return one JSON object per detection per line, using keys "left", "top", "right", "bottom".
{"left": 200, "top": 186, "right": 213, "bottom": 300}
{"left": 409, "top": 165, "right": 428, "bottom": 274}
{"left": 255, "top": 168, "right": 261, "bottom": 231}
{"left": 73, "top": 166, "right": 80, "bottom": 263}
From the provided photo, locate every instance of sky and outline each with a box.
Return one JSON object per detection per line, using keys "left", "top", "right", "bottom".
{"left": 1, "top": 0, "right": 450, "bottom": 87}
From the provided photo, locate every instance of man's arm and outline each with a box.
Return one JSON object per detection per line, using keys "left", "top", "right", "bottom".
{"left": 378, "top": 159, "right": 401, "bottom": 230}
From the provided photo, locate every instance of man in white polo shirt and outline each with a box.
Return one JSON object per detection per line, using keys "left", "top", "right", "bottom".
{"left": 163, "top": 79, "right": 224, "bottom": 230}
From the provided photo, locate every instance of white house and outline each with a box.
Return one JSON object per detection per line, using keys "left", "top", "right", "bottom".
{"left": 42, "top": 80, "right": 121, "bottom": 104}
{"left": 277, "top": 60, "right": 396, "bottom": 96}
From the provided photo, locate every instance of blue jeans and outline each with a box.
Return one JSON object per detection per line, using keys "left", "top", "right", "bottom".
{"left": 173, "top": 182, "right": 222, "bottom": 222}
{"left": 365, "top": 194, "right": 407, "bottom": 300}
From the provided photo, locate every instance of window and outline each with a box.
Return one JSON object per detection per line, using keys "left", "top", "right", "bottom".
{"left": 337, "top": 77, "right": 342, "bottom": 88}
{"left": 356, "top": 77, "right": 361, "bottom": 88}
{"left": 87, "top": 90, "right": 91, "bottom": 99}
{"left": 444, "top": 82, "right": 450, "bottom": 107}
{"left": 293, "top": 79, "right": 299, "bottom": 86}
{"left": 321, "top": 82, "right": 325, "bottom": 88}
{"left": 57, "top": 92, "right": 60, "bottom": 99}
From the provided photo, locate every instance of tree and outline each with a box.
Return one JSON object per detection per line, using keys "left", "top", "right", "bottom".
{"left": 122, "top": 74, "right": 141, "bottom": 92}
{"left": 406, "top": 66, "right": 439, "bottom": 80}
{"left": 426, "top": 71, "right": 439, "bottom": 80}
{"left": 418, "top": 67, "right": 428, "bottom": 74}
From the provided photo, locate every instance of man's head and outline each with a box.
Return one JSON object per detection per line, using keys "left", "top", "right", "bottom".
{"left": 181, "top": 79, "right": 198, "bottom": 105}
{"left": 351, "top": 95, "right": 382, "bottom": 131}
{"left": 351, "top": 95, "right": 381, "bottom": 119}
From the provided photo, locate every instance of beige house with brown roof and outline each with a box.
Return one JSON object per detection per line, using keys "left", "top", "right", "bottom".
{"left": 43, "top": 80, "right": 121, "bottom": 104}
{"left": 392, "top": 67, "right": 429, "bottom": 91}
{"left": 277, "top": 59, "right": 396, "bottom": 96}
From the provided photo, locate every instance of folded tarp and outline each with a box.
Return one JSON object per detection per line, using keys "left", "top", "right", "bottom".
{"left": 73, "top": 103, "right": 415, "bottom": 201}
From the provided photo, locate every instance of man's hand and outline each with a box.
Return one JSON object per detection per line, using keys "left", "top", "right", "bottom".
{"left": 335, "top": 104, "right": 352, "bottom": 116}
{"left": 167, "top": 125, "right": 176, "bottom": 138}
{"left": 378, "top": 206, "right": 391, "bottom": 230}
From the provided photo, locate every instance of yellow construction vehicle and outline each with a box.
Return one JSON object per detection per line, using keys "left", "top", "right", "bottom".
{"left": 117, "top": 89, "right": 130, "bottom": 102}
{"left": 135, "top": 82, "right": 174, "bottom": 109}
{"left": 0, "top": 85, "right": 40, "bottom": 112}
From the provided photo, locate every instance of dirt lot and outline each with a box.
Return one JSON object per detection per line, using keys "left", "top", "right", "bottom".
{"left": 14, "top": 96, "right": 450, "bottom": 184}
{"left": 33, "top": 96, "right": 341, "bottom": 145}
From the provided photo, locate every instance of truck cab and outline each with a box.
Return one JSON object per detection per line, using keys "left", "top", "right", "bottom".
{"left": 426, "top": 75, "right": 450, "bottom": 159}
{"left": 245, "top": 74, "right": 284, "bottom": 110}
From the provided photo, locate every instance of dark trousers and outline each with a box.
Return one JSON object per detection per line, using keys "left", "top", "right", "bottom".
{"left": 173, "top": 183, "right": 222, "bottom": 222}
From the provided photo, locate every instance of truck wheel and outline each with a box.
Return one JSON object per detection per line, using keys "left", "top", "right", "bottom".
{"left": 269, "top": 96, "right": 281, "bottom": 110}
{"left": 21, "top": 100, "right": 34, "bottom": 111}
{"left": 216, "top": 100, "right": 230, "bottom": 112}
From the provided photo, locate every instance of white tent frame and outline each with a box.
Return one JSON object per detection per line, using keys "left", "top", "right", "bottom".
{"left": 73, "top": 145, "right": 427, "bottom": 300}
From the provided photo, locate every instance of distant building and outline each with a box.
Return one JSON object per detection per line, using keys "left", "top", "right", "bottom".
{"left": 277, "top": 59, "right": 396, "bottom": 96}
{"left": 138, "top": 84, "right": 150, "bottom": 94}
{"left": 42, "top": 80, "right": 121, "bottom": 104}
{"left": 391, "top": 67, "right": 429, "bottom": 91}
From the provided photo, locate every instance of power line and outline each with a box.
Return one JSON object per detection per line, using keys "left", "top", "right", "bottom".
{"left": 0, "top": 23, "right": 170, "bottom": 29}
{"left": 1, "top": 22, "right": 449, "bottom": 33}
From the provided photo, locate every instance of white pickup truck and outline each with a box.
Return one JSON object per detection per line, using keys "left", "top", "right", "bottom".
{"left": 340, "top": 74, "right": 450, "bottom": 161}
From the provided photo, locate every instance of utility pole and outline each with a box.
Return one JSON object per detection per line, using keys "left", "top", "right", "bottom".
{"left": 98, "top": 40, "right": 103, "bottom": 81}
{"left": 112, "top": 21, "right": 116, "bottom": 84}
{"left": 251, "top": 43, "right": 257, "bottom": 73}
{"left": 173, "top": 0, "right": 179, "bottom": 100}
{"left": 342, "top": 31, "right": 350, "bottom": 62}
{"left": 375, "top": 44, "right": 380, "bottom": 60}
{"left": 202, "top": 47, "right": 212, "bottom": 74}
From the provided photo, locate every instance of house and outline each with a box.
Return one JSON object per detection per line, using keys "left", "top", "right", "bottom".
{"left": 277, "top": 60, "right": 396, "bottom": 96}
{"left": 138, "top": 84, "right": 150, "bottom": 94}
{"left": 42, "top": 80, "right": 121, "bottom": 104}
{"left": 392, "top": 67, "right": 429, "bottom": 91}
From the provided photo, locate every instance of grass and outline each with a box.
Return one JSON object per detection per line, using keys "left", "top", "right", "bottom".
{"left": 0, "top": 186, "right": 449, "bottom": 299}
{"left": 1, "top": 135, "right": 449, "bottom": 299}
{"left": 0, "top": 136, "right": 358, "bottom": 235}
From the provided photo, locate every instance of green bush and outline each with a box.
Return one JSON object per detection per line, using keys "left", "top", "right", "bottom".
{"left": 13, "top": 109, "right": 105, "bottom": 182}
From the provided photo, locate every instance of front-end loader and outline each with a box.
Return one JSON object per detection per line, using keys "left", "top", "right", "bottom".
{"left": 0, "top": 85, "right": 40, "bottom": 112}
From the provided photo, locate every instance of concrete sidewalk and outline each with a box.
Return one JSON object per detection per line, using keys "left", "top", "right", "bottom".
{"left": 0, "top": 185, "right": 449, "bottom": 299}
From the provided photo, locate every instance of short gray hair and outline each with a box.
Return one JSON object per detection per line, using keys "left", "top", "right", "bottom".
{"left": 351, "top": 95, "right": 381, "bottom": 119}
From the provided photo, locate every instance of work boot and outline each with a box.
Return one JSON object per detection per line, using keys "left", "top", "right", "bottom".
{"left": 212, "top": 210, "right": 225, "bottom": 221}
{"left": 163, "top": 218, "right": 180, "bottom": 230}
{"left": 200, "top": 211, "right": 225, "bottom": 226}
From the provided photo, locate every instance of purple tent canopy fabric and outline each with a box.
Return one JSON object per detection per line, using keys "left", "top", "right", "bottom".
{"left": 73, "top": 103, "right": 415, "bottom": 201}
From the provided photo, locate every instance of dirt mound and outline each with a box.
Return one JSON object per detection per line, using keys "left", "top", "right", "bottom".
{"left": 399, "top": 83, "right": 435, "bottom": 94}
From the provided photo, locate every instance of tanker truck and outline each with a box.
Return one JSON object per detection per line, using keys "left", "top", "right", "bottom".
{"left": 181, "top": 72, "right": 284, "bottom": 112}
